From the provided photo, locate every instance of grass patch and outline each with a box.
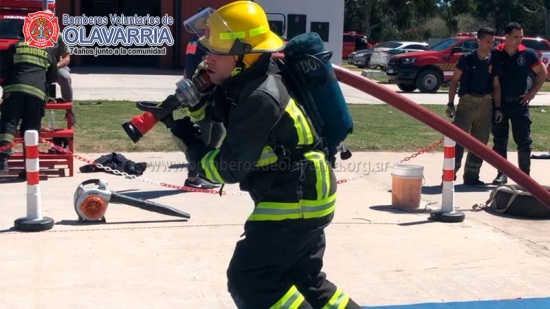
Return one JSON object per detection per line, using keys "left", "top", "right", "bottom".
{"left": 440, "top": 82, "right": 550, "bottom": 92}
{"left": 65, "top": 101, "right": 550, "bottom": 153}
{"left": 340, "top": 63, "right": 364, "bottom": 72}
{"left": 368, "top": 75, "right": 390, "bottom": 83}
{"left": 67, "top": 100, "right": 179, "bottom": 153}
{"left": 361, "top": 72, "right": 550, "bottom": 92}
{"left": 345, "top": 104, "right": 550, "bottom": 152}
{"left": 541, "top": 83, "right": 550, "bottom": 92}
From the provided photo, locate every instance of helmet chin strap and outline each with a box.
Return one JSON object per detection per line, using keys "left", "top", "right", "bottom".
{"left": 231, "top": 55, "right": 245, "bottom": 77}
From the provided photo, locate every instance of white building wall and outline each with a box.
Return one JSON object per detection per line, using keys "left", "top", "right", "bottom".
{"left": 254, "top": 0, "right": 344, "bottom": 65}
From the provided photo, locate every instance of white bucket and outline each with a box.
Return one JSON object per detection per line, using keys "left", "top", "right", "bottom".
{"left": 391, "top": 164, "right": 424, "bottom": 208}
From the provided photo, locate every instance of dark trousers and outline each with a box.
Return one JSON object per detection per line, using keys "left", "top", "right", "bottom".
{"left": 227, "top": 215, "right": 361, "bottom": 309}
{"left": 491, "top": 101, "right": 532, "bottom": 174}
{"left": 170, "top": 117, "right": 199, "bottom": 178}
{"left": 452, "top": 94, "right": 493, "bottom": 181}
{"left": 0, "top": 92, "right": 45, "bottom": 156}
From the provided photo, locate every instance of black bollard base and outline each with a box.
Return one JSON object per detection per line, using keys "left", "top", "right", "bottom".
{"left": 14, "top": 216, "right": 55, "bottom": 232}
{"left": 430, "top": 210, "right": 465, "bottom": 223}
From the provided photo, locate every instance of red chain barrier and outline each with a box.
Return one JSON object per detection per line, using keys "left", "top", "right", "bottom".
{"left": 39, "top": 138, "right": 225, "bottom": 194}
{"left": 38, "top": 138, "right": 362, "bottom": 195}
{"left": 0, "top": 139, "right": 23, "bottom": 154}
{"left": 400, "top": 138, "right": 444, "bottom": 163}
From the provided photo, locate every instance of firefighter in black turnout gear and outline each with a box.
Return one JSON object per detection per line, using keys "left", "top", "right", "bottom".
{"left": 180, "top": 2, "right": 361, "bottom": 308}
{"left": 0, "top": 39, "right": 58, "bottom": 172}
{"left": 491, "top": 22, "right": 548, "bottom": 185}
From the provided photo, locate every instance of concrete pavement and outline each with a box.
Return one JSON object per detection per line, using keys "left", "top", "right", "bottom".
{"left": 1, "top": 151, "right": 550, "bottom": 308}
{"left": 1, "top": 65, "right": 550, "bottom": 308}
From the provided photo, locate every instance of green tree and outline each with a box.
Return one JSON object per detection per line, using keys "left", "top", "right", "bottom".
{"left": 474, "top": 0, "right": 546, "bottom": 36}
{"left": 414, "top": 0, "right": 438, "bottom": 23}
{"left": 439, "top": 0, "right": 477, "bottom": 32}
{"left": 344, "top": 0, "right": 394, "bottom": 41}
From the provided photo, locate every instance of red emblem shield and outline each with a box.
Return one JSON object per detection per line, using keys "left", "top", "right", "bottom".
{"left": 23, "top": 11, "right": 59, "bottom": 48}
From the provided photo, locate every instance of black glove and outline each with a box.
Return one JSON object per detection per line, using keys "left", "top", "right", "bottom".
{"left": 136, "top": 95, "right": 181, "bottom": 128}
{"left": 493, "top": 107, "right": 503, "bottom": 123}
{"left": 171, "top": 117, "right": 213, "bottom": 164}
{"left": 445, "top": 102, "right": 455, "bottom": 118}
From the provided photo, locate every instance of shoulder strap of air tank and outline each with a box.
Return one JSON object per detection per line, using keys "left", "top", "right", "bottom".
{"left": 270, "top": 59, "right": 328, "bottom": 162}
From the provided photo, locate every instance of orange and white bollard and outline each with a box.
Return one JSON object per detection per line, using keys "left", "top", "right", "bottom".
{"left": 14, "top": 130, "right": 54, "bottom": 232}
{"left": 430, "top": 136, "right": 465, "bottom": 223}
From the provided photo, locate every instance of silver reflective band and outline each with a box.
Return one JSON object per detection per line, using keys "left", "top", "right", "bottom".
{"left": 252, "top": 199, "right": 335, "bottom": 216}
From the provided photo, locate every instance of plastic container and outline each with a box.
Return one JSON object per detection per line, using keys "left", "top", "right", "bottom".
{"left": 391, "top": 164, "right": 424, "bottom": 208}
{"left": 48, "top": 110, "right": 55, "bottom": 131}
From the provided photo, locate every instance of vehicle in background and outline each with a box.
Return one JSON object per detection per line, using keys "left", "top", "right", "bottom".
{"left": 521, "top": 37, "right": 550, "bottom": 72}
{"left": 342, "top": 31, "right": 368, "bottom": 59}
{"left": 347, "top": 48, "right": 375, "bottom": 68}
{"left": 369, "top": 41, "right": 428, "bottom": 71}
{"left": 386, "top": 32, "right": 550, "bottom": 93}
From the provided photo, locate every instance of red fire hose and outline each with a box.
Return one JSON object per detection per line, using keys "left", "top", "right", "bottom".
{"left": 332, "top": 65, "right": 550, "bottom": 208}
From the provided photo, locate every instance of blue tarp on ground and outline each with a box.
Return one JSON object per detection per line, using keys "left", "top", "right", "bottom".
{"left": 363, "top": 297, "right": 550, "bottom": 309}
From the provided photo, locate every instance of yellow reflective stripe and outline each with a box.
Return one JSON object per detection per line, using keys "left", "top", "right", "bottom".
{"left": 249, "top": 25, "right": 267, "bottom": 37}
{"left": 304, "top": 151, "right": 329, "bottom": 200}
{"left": 269, "top": 285, "right": 305, "bottom": 309}
{"left": 186, "top": 105, "right": 206, "bottom": 122}
{"left": 322, "top": 288, "right": 350, "bottom": 309}
{"left": 220, "top": 31, "right": 245, "bottom": 40}
{"left": 3, "top": 84, "right": 45, "bottom": 100}
{"left": 256, "top": 146, "right": 278, "bottom": 167}
{"left": 14, "top": 54, "right": 49, "bottom": 69}
{"left": 200, "top": 149, "right": 225, "bottom": 183}
{"left": 219, "top": 26, "right": 268, "bottom": 40}
{"left": 0, "top": 133, "right": 15, "bottom": 142}
{"left": 249, "top": 194, "right": 336, "bottom": 221}
{"left": 286, "top": 99, "right": 314, "bottom": 146}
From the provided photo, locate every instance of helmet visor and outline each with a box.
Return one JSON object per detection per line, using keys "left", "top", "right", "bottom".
{"left": 190, "top": 10, "right": 259, "bottom": 55}
{"left": 183, "top": 7, "right": 216, "bottom": 36}
{"left": 184, "top": 6, "right": 284, "bottom": 55}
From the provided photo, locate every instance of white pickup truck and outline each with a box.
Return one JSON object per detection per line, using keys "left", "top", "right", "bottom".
{"left": 520, "top": 38, "right": 550, "bottom": 81}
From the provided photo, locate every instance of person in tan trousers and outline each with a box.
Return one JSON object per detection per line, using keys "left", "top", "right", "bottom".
{"left": 445, "top": 27, "right": 503, "bottom": 186}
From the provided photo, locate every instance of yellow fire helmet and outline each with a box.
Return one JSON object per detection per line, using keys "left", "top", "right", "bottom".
{"left": 183, "top": 1, "right": 285, "bottom": 55}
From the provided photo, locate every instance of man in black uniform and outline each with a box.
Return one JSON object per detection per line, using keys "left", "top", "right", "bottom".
{"left": 0, "top": 39, "right": 58, "bottom": 172}
{"left": 491, "top": 22, "right": 547, "bottom": 184}
{"left": 180, "top": 2, "right": 361, "bottom": 308}
{"left": 446, "top": 27, "right": 502, "bottom": 186}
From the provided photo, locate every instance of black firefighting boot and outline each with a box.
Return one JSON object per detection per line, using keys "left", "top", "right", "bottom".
{"left": 518, "top": 151, "right": 531, "bottom": 176}
{"left": 0, "top": 140, "right": 11, "bottom": 173}
{"left": 492, "top": 149, "right": 508, "bottom": 185}
{"left": 492, "top": 172, "right": 507, "bottom": 185}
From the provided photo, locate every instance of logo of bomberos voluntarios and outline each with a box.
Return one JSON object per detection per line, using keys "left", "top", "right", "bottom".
{"left": 23, "top": 10, "right": 59, "bottom": 48}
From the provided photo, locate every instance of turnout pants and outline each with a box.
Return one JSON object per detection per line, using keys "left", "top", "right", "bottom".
{"left": 452, "top": 94, "right": 493, "bottom": 181}
{"left": 0, "top": 92, "right": 45, "bottom": 156}
{"left": 227, "top": 215, "right": 361, "bottom": 309}
{"left": 171, "top": 116, "right": 225, "bottom": 178}
{"left": 491, "top": 100, "right": 532, "bottom": 175}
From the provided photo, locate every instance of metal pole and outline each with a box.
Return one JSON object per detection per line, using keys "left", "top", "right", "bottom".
{"left": 42, "top": 0, "right": 48, "bottom": 10}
